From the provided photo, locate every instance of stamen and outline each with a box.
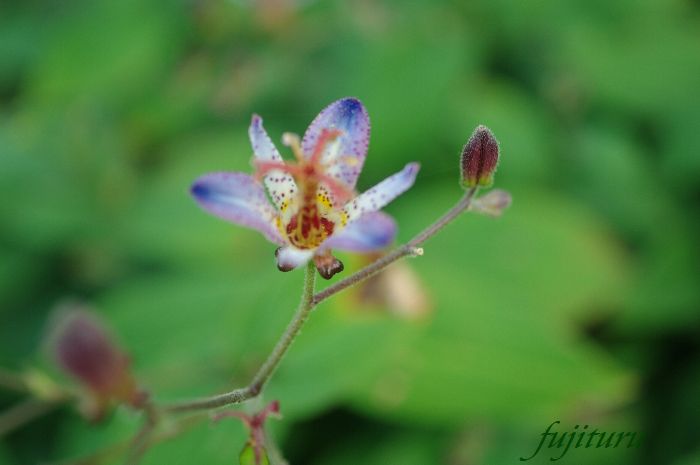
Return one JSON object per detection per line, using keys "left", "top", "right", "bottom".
{"left": 253, "top": 160, "right": 302, "bottom": 181}
{"left": 282, "top": 132, "right": 305, "bottom": 162}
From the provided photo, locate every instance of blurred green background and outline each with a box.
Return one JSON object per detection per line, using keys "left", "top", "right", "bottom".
{"left": 1, "top": 0, "right": 700, "bottom": 464}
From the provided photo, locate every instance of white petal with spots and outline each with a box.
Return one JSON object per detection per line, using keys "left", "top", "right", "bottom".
{"left": 342, "top": 163, "right": 420, "bottom": 224}
{"left": 249, "top": 115, "right": 299, "bottom": 214}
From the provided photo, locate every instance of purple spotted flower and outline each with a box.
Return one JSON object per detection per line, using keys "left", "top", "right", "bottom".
{"left": 191, "top": 97, "right": 420, "bottom": 279}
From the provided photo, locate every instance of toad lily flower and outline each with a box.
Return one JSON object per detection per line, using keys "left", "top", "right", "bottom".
{"left": 191, "top": 97, "right": 420, "bottom": 279}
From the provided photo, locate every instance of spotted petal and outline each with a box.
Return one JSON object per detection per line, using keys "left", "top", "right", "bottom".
{"left": 191, "top": 172, "right": 283, "bottom": 244}
{"left": 301, "top": 97, "right": 370, "bottom": 190}
{"left": 322, "top": 212, "right": 396, "bottom": 253}
{"left": 342, "top": 163, "right": 420, "bottom": 224}
{"left": 249, "top": 115, "right": 299, "bottom": 213}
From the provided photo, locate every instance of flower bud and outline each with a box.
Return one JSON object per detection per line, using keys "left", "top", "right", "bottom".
{"left": 49, "top": 304, "right": 144, "bottom": 418}
{"left": 472, "top": 189, "right": 512, "bottom": 217}
{"left": 460, "top": 125, "right": 500, "bottom": 188}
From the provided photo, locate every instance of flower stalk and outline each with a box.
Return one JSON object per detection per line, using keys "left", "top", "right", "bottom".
{"left": 165, "top": 261, "right": 317, "bottom": 413}
{"left": 162, "top": 186, "right": 480, "bottom": 414}
{"left": 3, "top": 93, "right": 511, "bottom": 464}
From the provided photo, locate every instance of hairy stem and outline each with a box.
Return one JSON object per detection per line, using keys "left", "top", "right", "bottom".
{"left": 164, "top": 261, "right": 317, "bottom": 413}
{"left": 162, "top": 187, "right": 478, "bottom": 413}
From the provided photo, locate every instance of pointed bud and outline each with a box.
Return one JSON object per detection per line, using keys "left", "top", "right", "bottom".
{"left": 460, "top": 125, "right": 500, "bottom": 188}
{"left": 49, "top": 304, "right": 145, "bottom": 419}
{"left": 472, "top": 189, "right": 512, "bottom": 217}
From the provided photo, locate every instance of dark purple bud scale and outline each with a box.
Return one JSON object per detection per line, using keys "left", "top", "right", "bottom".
{"left": 461, "top": 125, "right": 500, "bottom": 188}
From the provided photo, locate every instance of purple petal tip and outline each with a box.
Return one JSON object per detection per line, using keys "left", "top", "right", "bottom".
{"left": 338, "top": 97, "right": 363, "bottom": 111}
{"left": 334, "top": 97, "right": 367, "bottom": 122}
{"left": 190, "top": 181, "right": 209, "bottom": 201}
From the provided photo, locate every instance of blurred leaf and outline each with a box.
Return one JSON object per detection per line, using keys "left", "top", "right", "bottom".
{"left": 26, "top": 0, "right": 187, "bottom": 107}
{"left": 121, "top": 128, "right": 264, "bottom": 267}
{"left": 675, "top": 452, "right": 700, "bottom": 465}
{"left": 316, "top": 429, "right": 441, "bottom": 465}
{"left": 447, "top": 80, "right": 555, "bottom": 186}
{"left": 93, "top": 267, "right": 300, "bottom": 399}
{"left": 239, "top": 441, "right": 269, "bottom": 465}
{"left": 0, "top": 442, "right": 12, "bottom": 465}
{"left": 557, "top": 13, "right": 700, "bottom": 115}
{"left": 56, "top": 408, "right": 245, "bottom": 465}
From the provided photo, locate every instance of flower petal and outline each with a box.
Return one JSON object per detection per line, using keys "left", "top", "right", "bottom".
{"left": 275, "top": 246, "right": 314, "bottom": 271}
{"left": 301, "top": 97, "right": 370, "bottom": 189}
{"left": 191, "top": 172, "right": 283, "bottom": 244}
{"left": 249, "top": 115, "right": 300, "bottom": 213}
{"left": 342, "top": 163, "right": 420, "bottom": 224}
{"left": 323, "top": 212, "right": 396, "bottom": 252}
{"left": 249, "top": 115, "right": 282, "bottom": 162}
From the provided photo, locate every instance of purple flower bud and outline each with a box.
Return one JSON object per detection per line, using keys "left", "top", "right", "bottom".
{"left": 460, "top": 125, "right": 500, "bottom": 188}
{"left": 49, "top": 305, "right": 143, "bottom": 416}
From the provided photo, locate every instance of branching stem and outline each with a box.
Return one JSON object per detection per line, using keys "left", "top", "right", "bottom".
{"left": 161, "top": 187, "right": 477, "bottom": 414}
{"left": 312, "top": 186, "right": 477, "bottom": 306}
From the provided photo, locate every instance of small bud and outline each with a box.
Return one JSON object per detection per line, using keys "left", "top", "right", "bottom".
{"left": 49, "top": 304, "right": 144, "bottom": 419}
{"left": 460, "top": 125, "right": 500, "bottom": 188}
{"left": 472, "top": 189, "right": 512, "bottom": 217}
{"left": 213, "top": 401, "right": 281, "bottom": 465}
{"left": 410, "top": 247, "right": 424, "bottom": 257}
{"left": 313, "top": 252, "right": 344, "bottom": 280}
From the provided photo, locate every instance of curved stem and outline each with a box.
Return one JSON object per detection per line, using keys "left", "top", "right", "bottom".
{"left": 162, "top": 187, "right": 478, "bottom": 413}
{"left": 165, "top": 261, "right": 317, "bottom": 413}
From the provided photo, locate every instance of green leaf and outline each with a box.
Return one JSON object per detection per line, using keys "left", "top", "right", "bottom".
{"left": 239, "top": 441, "right": 269, "bottom": 465}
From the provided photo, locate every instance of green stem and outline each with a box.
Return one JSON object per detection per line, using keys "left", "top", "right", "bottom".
{"left": 162, "top": 187, "right": 481, "bottom": 413}
{"left": 165, "top": 261, "right": 317, "bottom": 413}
